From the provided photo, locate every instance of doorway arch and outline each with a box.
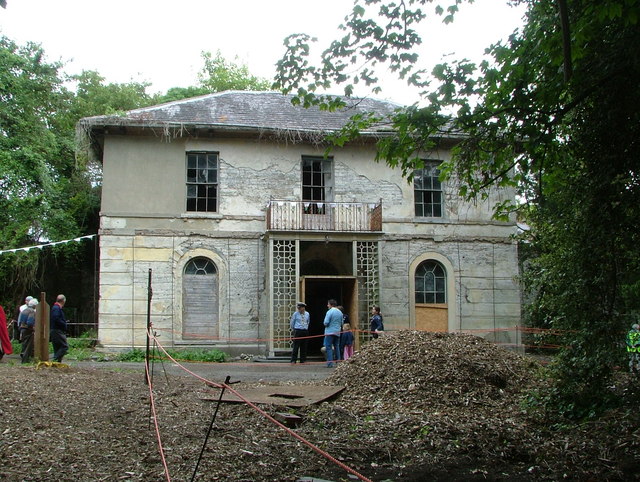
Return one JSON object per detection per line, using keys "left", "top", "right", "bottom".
{"left": 182, "top": 257, "right": 218, "bottom": 339}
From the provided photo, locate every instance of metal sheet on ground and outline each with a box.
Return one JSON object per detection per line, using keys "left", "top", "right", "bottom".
{"left": 205, "top": 385, "right": 345, "bottom": 407}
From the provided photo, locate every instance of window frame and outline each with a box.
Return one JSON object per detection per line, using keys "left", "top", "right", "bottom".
{"left": 301, "top": 155, "right": 334, "bottom": 215}
{"left": 186, "top": 151, "right": 219, "bottom": 213}
{"left": 413, "top": 160, "right": 443, "bottom": 218}
{"left": 415, "top": 260, "right": 447, "bottom": 304}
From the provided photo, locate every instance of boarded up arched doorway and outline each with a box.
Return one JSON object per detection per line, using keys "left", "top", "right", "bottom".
{"left": 415, "top": 259, "right": 448, "bottom": 332}
{"left": 182, "top": 257, "right": 218, "bottom": 339}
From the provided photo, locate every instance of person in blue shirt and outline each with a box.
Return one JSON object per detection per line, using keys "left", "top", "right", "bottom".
{"left": 323, "top": 299, "right": 343, "bottom": 367}
{"left": 289, "top": 302, "right": 310, "bottom": 364}
{"left": 50, "top": 294, "right": 69, "bottom": 363}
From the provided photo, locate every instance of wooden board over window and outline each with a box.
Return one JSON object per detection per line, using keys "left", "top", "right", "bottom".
{"left": 183, "top": 258, "right": 218, "bottom": 339}
{"left": 415, "top": 303, "right": 448, "bottom": 332}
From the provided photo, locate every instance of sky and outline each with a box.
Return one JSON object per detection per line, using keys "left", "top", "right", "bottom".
{"left": 0, "top": 0, "right": 526, "bottom": 105}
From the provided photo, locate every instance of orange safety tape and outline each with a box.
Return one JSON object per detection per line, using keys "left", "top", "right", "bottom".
{"left": 144, "top": 353, "right": 172, "bottom": 482}
{"left": 154, "top": 326, "right": 379, "bottom": 343}
{"left": 154, "top": 325, "right": 585, "bottom": 344}
{"left": 149, "top": 329, "right": 372, "bottom": 482}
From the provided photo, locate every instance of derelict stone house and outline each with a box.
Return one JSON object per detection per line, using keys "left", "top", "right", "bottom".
{"left": 79, "top": 90, "right": 521, "bottom": 356}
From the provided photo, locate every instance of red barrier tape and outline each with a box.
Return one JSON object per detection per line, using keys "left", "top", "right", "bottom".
{"left": 144, "top": 353, "right": 172, "bottom": 481}
{"left": 149, "top": 328, "right": 372, "bottom": 482}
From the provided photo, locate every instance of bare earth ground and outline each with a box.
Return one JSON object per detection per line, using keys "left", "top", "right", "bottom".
{"left": 1, "top": 331, "right": 639, "bottom": 481}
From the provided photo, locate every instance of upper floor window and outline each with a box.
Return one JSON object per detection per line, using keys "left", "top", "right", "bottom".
{"left": 186, "top": 151, "right": 218, "bottom": 212}
{"left": 414, "top": 161, "right": 443, "bottom": 217}
{"left": 302, "top": 155, "right": 333, "bottom": 214}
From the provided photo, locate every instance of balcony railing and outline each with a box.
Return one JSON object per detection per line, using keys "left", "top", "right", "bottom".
{"left": 267, "top": 200, "right": 382, "bottom": 232}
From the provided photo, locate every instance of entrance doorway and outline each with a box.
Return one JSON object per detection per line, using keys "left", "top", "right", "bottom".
{"left": 301, "top": 276, "right": 358, "bottom": 355}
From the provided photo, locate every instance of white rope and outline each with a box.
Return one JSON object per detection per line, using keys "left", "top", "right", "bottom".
{"left": 0, "top": 234, "right": 96, "bottom": 255}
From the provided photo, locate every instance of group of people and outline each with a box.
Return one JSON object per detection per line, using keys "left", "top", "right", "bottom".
{"left": 0, "top": 294, "right": 70, "bottom": 364}
{"left": 289, "top": 299, "right": 384, "bottom": 367}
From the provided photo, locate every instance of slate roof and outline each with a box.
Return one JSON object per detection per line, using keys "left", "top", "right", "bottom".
{"left": 81, "top": 90, "right": 401, "bottom": 135}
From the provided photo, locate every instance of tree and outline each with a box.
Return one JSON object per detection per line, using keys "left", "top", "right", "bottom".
{"left": 0, "top": 37, "right": 155, "bottom": 319}
{"left": 274, "top": 0, "right": 640, "bottom": 418}
{"left": 153, "top": 51, "right": 271, "bottom": 104}
{"left": 198, "top": 50, "right": 270, "bottom": 92}
{"left": 68, "top": 70, "right": 155, "bottom": 120}
{"left": 154, "top": 86, "right": 210, "bottom": 104}
{"left": 0, "top": 36, "right": 83, "bottom": 303}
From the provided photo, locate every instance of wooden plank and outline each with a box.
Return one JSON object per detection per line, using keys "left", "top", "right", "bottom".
{"left": 415, "top": 304, "right": 448, "bottom": 332}
{"left": 183, "top": 274, "right": 218, "bottom": 338}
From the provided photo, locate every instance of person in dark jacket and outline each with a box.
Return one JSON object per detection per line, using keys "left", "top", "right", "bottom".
{"left": 369, "top": 306, "right": 384, "bottom": 339}
{"left": 50, "top": 294, "right": 69, "bottom": 363}
{"left": 289, "top": 302, "right": 310, "bottom": 364}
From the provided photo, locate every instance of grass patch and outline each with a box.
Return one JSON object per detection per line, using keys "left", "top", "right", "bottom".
{"left": 116, "top": 349, "right": 146, "bottom": 362}
{"left": 116, "top": 348, "right": 227, "bottom": 363}
{"left": 9, "top": 335, "right": 227, "bottom": 364}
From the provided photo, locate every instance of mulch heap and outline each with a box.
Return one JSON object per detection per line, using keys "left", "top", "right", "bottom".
{"left": 328, "top": 330, "right": 534, "bottom": 413}
{"left": 308, "top": 330, "right": 638, "bottom": 481}
{"left": 304, "top": 330, "right": 545, "bottom": 480}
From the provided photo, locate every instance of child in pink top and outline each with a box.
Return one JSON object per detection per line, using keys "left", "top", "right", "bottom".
{"left": 341, "top": 322, "right": 354, "bottom": 360}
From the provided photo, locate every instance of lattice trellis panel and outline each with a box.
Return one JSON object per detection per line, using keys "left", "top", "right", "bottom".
{"left": 272, "top": 240, "right": 297, "bottom": 350}
{"left": 356, "top": 241, "right": 379, "bottom": 344}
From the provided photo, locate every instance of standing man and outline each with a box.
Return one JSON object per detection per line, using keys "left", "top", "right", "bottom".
{"left": 323, "top": 299, "right": 343, "bottom": 368}
{"left": 13, "top": 295, "right": 33, "bottom": 340}
{"left": 20, "top": 296, "right": 33, "bottom": 313}
{"left": 289, "top": 302, "right": 310, "bottom": 364}
{"left": 50, "top": 294, "right": 69, "bottom": 363}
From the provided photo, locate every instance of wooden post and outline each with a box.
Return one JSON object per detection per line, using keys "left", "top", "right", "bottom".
{"left": 145, "top": 269, "right": 152, "bottom": 385}
{"left": 34, "top": 292, "right": 50, "bottom": 362}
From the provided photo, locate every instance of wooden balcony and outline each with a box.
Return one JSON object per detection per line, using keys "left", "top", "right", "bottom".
{"left": 267, "top": 200, "right": 382, "bottom": 232}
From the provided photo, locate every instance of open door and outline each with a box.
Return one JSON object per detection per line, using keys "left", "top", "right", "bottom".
{"left": 300, "top": 276, "right": 357, "bottom": 355}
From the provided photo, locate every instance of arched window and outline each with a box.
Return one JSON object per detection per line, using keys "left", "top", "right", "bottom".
{"left": 415, "top": 260, "right": 446, "bottom": 304}
{"left": 184, "top": 257, "right": 217, "bottom": 275}
{"left": 183, "top": 257, "right": 218, "bottom": 339}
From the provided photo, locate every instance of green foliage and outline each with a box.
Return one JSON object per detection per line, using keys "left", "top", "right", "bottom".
{"left": 198, "top": 50, "right": 270, "bottom": 93}
{"left": 116, "top": 349, "right": 146, "bottom": 362}
{"left": 68, "top": 70, "right": 155, "bottom": 120}
{"left": 274, "top": 0, "right": 640, "bottom": 419}
{"left": 0, "top": 36, "right": 87, "bottom": 301}
{"left": 68, "top": 331, "right": 98, "bottom": 350}
{"left": 162, "top": 348, "right": 227, "bottom": 363}
{"left": 153, "top": 51, "right": 270, "bottom": 104}
{"left": 116, "top": 347, "right": 227, "bottom": 363}
{"left": 0, "top": 35, "right": 158, "bottom": 308}
{"left": 154, "top": 86, "right": 210, "bottom": 104}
